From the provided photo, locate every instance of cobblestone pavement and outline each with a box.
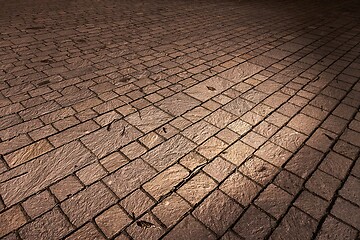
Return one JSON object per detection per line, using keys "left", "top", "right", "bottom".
{"left": 0, "top": 0, "right": 360, "bottom": 239}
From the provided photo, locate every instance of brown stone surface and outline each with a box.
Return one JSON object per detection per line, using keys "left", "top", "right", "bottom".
{"left": 1, "top": 0, "right": 360, "bottom": 237}
{"left": 61, "top": 182, "right": 117, "bottom": 226}
{"left": 104, "top": 158, "right": 156, "bottom": 199}
{"left": 142, "top": 134, "right": 196, "bottom": 171}
{"left": 0, "top": 141, "right": 95, "bottom": 206}
{"left": 152, "top": 193, "right": 191, "bottom": 227}
{"left": 0, "top": 205, "right": 27, "bottom": 238}
{"left": 234, "top": 205, "right": 276, "bottom": 239}
{"left": 193, "top": 190, "right": 243, "bottom": 235}
{"left": 95, "top": 205, "right": 131, "bottom": 238}
{"left": 19, "top": 208, "right": 73, "bottom": 240}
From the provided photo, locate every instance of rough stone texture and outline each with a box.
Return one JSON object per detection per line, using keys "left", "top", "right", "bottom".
{"left": 104, "top": 158, "right": 156, "bottom": 199}
{"left": 0, "top": 205, "right": 27, "bottom": 238}
{"left": 66, "top": 223, "right": 105, "bottom": 240}
{"left": 156, "top": 92, "right": 200, "bottom": 116}
{"left": 19, "top": 208, "right": 73, "bottom": 240}
{"left": 220, "top": 172, "right": 261, "bottom": 206}
{"left": 1, "top": 0, "right": 360, "bottom": 237}
{"left": 177, "top": 172, "right": 217, "bottom": 205}
{"left": 81, "top": 119, "right": 142, "bottom": 158}
{"left": 4, "top": 139, "right": 53, "bottom": 167}
{"left": 163, "top": 215, "right": 216, "bottom": 240}
{"left": 142, "top": 134, "right": 196, "bottom": 171}
{"left": 193, "top": 190, "right": 243, "bottom": 235}
{"left": 233, "top": 205, "right": 276, "bottom": 239}
{"left": 143, "top": 164, "right": 188, "bottom": 200}
{"left": 185, "top": 76, "right": 233, "bottom": 101}
{"left": 125, "top": 105, "right": 172, "bottom": 134}
{"left": 152, "top": 193, "right": 192, "bottom": 227}
{"left": 61, "top": 182, "right": 117, "bottom": 226}
{"left": 95, "top": 205, "right": 131, "bottom": 238}
{"left": 0, "top": 141, "right": 95, "bottom": 206}
{"left": 221, "top": 140, "right": 255, "bottom": 166}
{"left": 316, "top": 216, "right": 358, "bottom": 240}
{"left": 270, "top": 207, "right": 317, "bottom": 240}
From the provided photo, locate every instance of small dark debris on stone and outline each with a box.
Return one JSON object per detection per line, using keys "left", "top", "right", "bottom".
{"left": 312, "top": 76, "right": 320, "bottom": 81}
{"left": 121, "top": 126, "right": 126, "bottom": 136}
{"left": 120, "top": 76, "right": 131, "bottom": 83}
{"left": 163, "top": 127, "right": 167, "bottom": 133}
{"left": 26, "top": 26, "right": 45, "bottom": 30}
{"left": 206, "top": 86, "right": 216, "bottom": 91}
{"left": 40, "top": 59, "right": 54, "bottom": 64}
{"left": 38, "top": 80, "right": 51, "bottom": 86}
{"left": 75, "top": 39, "right": 87, "bottom": 43}
{"left": 324, "top": 133, "right": 334, "bottom": 141}
{"left": 136, "top": 220, "right": 155, "bottom": 229}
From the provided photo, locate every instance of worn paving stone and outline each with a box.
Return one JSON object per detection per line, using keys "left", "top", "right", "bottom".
{"left": 185, "top": 76, "right": 233, "bottom": 102}
{"left": 61, "top": 182, "right": 117, "bottom": 227}
{"left": 142, "top": 134, "right": 196, "bottom": 171}
{"left": 220, "top": 172, "right": 261, "bottom": 206}
{"left": 163, "top": 215, "right": 216, "bottom": 240}
{"left": 19, "top": 208, "right": 74, "bottom": 240}
{"left": 152, "top": 193, "right": 192, "bottom": 227}
{"left": 193, "top": 189, "right": 243, "bottom": 235}
{"left": 81, "top": 119, "right": 142, "bottom": 158}
{"left": 233, "top": 205, "right": 276, "bottom": 239}
{"left": 0, "top": 205, "right": 27, "bottom": 238}
{"left": 104, "top": 158, "right": 156, "bottom": 199}
{"left": 125, "top": 105, "right": 172, "bottom": 134}
{"left": 1, "top": 0, "right": 360, "bottom": 237}
{"left": 155, "top": 92, "right": 200, "bottom": 116}
{"left": 219, "top": 62, "right": 264, "bottom": 83}
{"left": 95, "top": 204, "right": 131, "bottom": 238}
{"left": 0, "top": 141, "right": 95, "bottom": 206}
{"left": 143, "top": 164, "right": 189, "bottom": 200}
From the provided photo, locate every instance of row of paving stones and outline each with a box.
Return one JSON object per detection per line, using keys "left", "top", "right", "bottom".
{"left": 0, "top": 0, "right": 360, "bottom": 239}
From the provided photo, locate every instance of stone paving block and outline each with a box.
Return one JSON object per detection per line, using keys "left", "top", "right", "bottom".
{"left": 61, "top": 181, "right": 117, "bottom": 227}
{"left": 19, "top": 208, "right": 73, "bottom": 240}
{"left": 177, "top": 172, "right": 217, "bottom": 205}
{"left": 220, "top": 172, "right": 261, "bottom": 207}
{"left": 305, "top": 170, "right": 341, "bottom": 201}
{"left": 142, "top": 134, "right": 196, "bottom": 171}
{"left": 95, "top": 204, "right": 131, "bottom": 238}
{"left": 125, "top": 105, "right": 172, "bottom": 134}
{"left": 50, "top": 175, "right": 83, "bottom": 202}
{"left": 221, "top": 140, "right": 255, "bottom": 166}
{"left": 233, "top": 205, "right": 276, "bottom": 239}
{"left": 4, "top": 139, "right": 53, "bottom": 167}
{"left": 163, "top": 215, "right": 216, "bottom": 240}
{"left": 143, "top": 164, "right": 188, "bottom": 200}
{"left": 1, "top": 0, "right": 360, "bottom": 238}
{"left": 152, "top": 193, "right": 191, "bottom": 227}
{"left": 255, "top": 184, "right": 293, "bottom": 219}
{"left": 331, "top": 197, "right": 360, "bottom": 230}
{"left": 269, "top": 207, "right": 317, "bottom": 240}
{"left": 22, "top": 190, "right": 56, "bottom": 219}
{"left": 104, "top": 158, "right": 156, "bottom": 199}
{"left": 238, "top": 156, "right": 279, "bottom": 186}
{"left": 294, "top": 190, "right": 329, "bottom": 221}
{"left": 185, "top": 76, "right": 233, "bottom": 102}
{"left": 0, "top": 205, "right": 27, "bottom": 238}
{"left": 0, "top": 141, "right": 95, "bottom": 206}
{"left": 193, "top": 189, "right": 243, "bottom": 235}
{"left": 155, "top": 92, "right": 200, "bottom": 116}
{"left": 65, "top": 223, "right": 105, "bottom": 240}
{"left": 316, "top": 216, "right": 357, "bottom": 240}
{"left": 126, "top": 213, "right": 165, "bottom": 240}
{"left": 81, "top": 119, "right": 142, "bottom": 158}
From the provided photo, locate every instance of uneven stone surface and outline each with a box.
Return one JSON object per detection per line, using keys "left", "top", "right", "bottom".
{"left": 0, "top": 0, "right": 359, "bottom": 238}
